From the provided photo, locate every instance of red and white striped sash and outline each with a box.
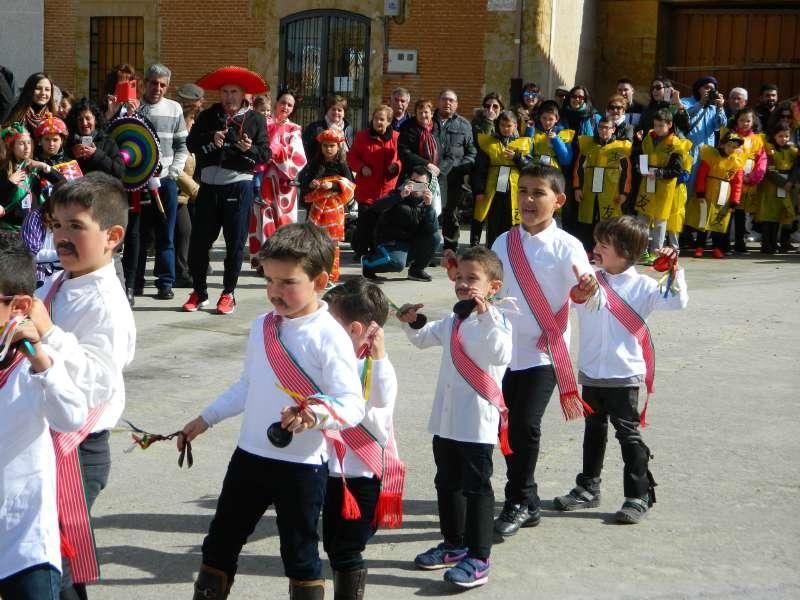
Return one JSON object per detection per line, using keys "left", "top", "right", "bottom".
{"left": 44, "top": 272, "right": 107, "bottom": 583}
{"left": 0, "top": 353, "right": 25, "bottom": 388}
{"left": 596, "top": 271, "right": 655, "bottom": 426}
{"left": 506, "top": 226, "right": 591, "bottom": 420}
{"left": 450, "top": 317, "right": 512, "bottom": 455}
{"left": 262, "top": 313, "right": 404, "bottom": 526}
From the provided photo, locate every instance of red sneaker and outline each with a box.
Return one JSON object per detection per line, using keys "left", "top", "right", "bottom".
{"left": 216, "top": 293, "right": 236, "bottom": 315}
{"left": 693, "top": 248, "right": 704, "bottom": 258}
{"left": 182, "top": 291, "right": 209, "bottom": 312}
{"left": 711, "top": 248, "right": 725, "bottom": 259}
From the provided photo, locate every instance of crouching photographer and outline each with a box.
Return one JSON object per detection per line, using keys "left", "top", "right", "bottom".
{"left": 353, "top": 165, "right": 441, "bottom": 282}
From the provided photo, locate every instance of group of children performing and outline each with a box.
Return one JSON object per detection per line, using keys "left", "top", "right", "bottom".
{"left": 1, "top": 163, "right": 689, "bottom": 600}
{"left": 482, "top": 102, "right": 798, "bottom": 262}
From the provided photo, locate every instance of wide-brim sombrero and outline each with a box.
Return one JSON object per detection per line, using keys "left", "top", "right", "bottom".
{"left": 196, "top": 66, "right": 269, "bottom": 95}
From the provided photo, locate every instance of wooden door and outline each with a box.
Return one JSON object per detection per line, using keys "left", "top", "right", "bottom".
{"left": 661, "top": 7, "right": 800, "bottom": 99}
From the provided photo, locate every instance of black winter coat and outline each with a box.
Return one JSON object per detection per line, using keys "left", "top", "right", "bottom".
{"left": 187, "top": 103, "right": 269, "bottom": 175}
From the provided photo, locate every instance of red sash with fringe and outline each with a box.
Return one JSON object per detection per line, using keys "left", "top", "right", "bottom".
{"left": 45, "top": 272, "right": 106, "bottom": 583}
{"left": 506, "top": 226, "right": 591, "bottom": 420}
{"left": 596, "top": 271, "right": 655, "bottom": 426}
{"left": 263, "top": 313, "right": 404, "bottom": 527}
{"left": 450, "top": 317, "right": 512, "bottom": 455}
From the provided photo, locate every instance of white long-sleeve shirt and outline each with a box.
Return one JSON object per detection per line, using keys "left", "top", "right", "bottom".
{"left": 492, "top": 223, "right": 593, "bottom": 371}
{"left": 201, "top": 304, "right": 365, "bottom": 465}
{"left": 37, "top": 262, "right": 137, "bottom": 432}
{"left": 576, "top": 266, "right": 689, "bottom": 382}
{"left": 0, "top": 354, "right": 87, "bottom": 579}
{"left": 404, "top": 306, "right": 512, "bottom": 445}
{"left": 329, "top": 356, "right": 398, "bottom": 478}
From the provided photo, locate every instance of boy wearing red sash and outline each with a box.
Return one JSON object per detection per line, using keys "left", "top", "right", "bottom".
{"left": 0, "top": 235, "right": 86, "bottom": 600}
{"left": 490, "top": 163, "right": 598, "bottom": 538}
{"left": 28, "top": 174, "right": 136, "bottom": 598}
{"left": 179, "top": 222, "right": 365, "bottom": 600}
{"left": 398, "top": 246, "right": 512, "bottom": 589}
{"left": 321, "top": 278, "right": 404, "bottom": 600}
{"left": 554, "top": 216, "right": 688, "bottom": 523}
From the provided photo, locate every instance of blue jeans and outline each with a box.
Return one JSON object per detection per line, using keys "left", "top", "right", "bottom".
{"left": 0, "top": 563, "right": 60, "bottom": 600}
{"left": 153, "top": 177, "right": 178, "bottom": 289}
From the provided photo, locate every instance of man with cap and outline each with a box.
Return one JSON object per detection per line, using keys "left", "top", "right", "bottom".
{"left": 173, "top": 83, "right": 205, "bottom": 287}
{"left": 183, "top": 66, "right": 269, "bottom": 315}
{"left": 177, "top": 83, "right": 205, "bottom": 116}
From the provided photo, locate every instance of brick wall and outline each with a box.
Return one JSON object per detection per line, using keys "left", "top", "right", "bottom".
{"left": 43, "top": 0, "right": 78, "bottom": 94}
{"left": 382, "top": 0, "right": 493, "bottom": 116}
{"left": 159, "top": 0, "right": 266, "bottom": 102}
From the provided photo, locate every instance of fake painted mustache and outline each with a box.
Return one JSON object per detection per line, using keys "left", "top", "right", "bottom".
{"left": 56, "top": 242, "right": 78, "bottom": 256}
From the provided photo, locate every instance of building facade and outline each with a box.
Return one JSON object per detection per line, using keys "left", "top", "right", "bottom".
{"left": 34, "top": 0, "right": 800, "bottom": 129}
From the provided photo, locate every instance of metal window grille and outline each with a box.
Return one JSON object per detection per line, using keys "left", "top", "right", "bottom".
{"left": 89, "top": 17, "right": 145, "bottom": 104}
{"left": 280, "top": 10, "right": 371, "bottom": 131}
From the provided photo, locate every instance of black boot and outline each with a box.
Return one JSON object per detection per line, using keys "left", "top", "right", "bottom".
{"left": 333, "top": 568, "right": 367, "bottom": 600}
{"left": 192, "top": 564, "right": 232, "bottom": 600}
{"left": 289, "top": 578, "right": 325, "bottom": 599}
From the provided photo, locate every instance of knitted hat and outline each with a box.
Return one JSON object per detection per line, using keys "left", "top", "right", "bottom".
{"left": 176, "top": 83, "right": 204, "bottom": 101}
{"left": 34, "top": 115, "right": 68, "bottom": 139}
{"left": 316, "top": 128, "right": 345, "bottom": 144}
{"left": 1, "top": 122, "right": 28, "bottom": 145}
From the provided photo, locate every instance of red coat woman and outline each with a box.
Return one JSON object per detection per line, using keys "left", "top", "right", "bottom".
{"left": 347, "top": 105, "right": 401, "bottom": 206}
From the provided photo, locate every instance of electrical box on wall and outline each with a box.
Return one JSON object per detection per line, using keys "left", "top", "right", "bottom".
{"left": 387, "top": 49, "right": 418, "bottom": 74}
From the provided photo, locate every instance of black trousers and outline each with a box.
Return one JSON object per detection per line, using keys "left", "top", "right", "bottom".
{"left": 322, "top": 476, "right": 380, "bottom": 572}
{"left": 202, "top": 447, "right": 328, "bottom": 581}
{"left": 441, "top": 167, "right": 467, "bottom": 251}
{"left": 732, "top": 207, "right": 747, "bottom": 252}
{"left": 502, "top": 365, "right": 556, "bottom": 509}
{"left": 121, "top": 209, "right": 141, "bottom": 290}
{"left": 484, "top": 191, "right": 512, "bottom": 250}
{"left": 433, "top": 436, "right": 494, "bottom": 560}
{"left": 579, "top": 386, "right": 652, "bottom": 499}
{"left": 188, "top": 180, "right": 253, "bottom": 296}
{"left": 60, "top": 432, "right": 111, "bottom": 600}
{"left": 174, "top": 202, "right": 192, "bottom": 282}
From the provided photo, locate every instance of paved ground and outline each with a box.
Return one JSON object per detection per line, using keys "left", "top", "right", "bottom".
{"left": 89, "top": 240, "right": 800, "bottom": 599}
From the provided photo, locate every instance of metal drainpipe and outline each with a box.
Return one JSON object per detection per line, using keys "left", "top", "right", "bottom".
{"left": 546, "top": 0, "right": 556, "bottom": 94}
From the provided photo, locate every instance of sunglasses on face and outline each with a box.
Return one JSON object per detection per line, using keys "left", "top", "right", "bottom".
{"left": 651, "top": 85, "right": 664, "bottom": 91}
{"left": 571, "top": 94, "right": 585, "bottom": 100}
{"left": 484, "top": 103, "right": 501, "bottom": 110}
{"left": 609, "top": 105, "right": 625, "bottom": 110}
{"left": 523, "top": 91, "right": 539, "bottom": 97}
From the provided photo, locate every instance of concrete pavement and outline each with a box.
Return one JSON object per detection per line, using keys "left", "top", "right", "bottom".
{"left": 90, "top": 242, "right": 800, "bottom": 599}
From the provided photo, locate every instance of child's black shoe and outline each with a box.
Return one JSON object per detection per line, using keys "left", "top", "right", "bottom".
{"left": 615, "top": 496, "right": 649, "bottom": 524}
{"left": 553, "top": 486, "right": 601, "bottom": 511}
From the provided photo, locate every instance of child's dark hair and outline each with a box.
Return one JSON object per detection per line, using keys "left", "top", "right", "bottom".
{"left": 323, "top": 277, "right": 389, "bottom": 327}
{"left": 770, "top": 121, "right": 792, "bottom": 141}
{"left": 458, "top": 246, "right": 503, "bottom": 282}
{"left": 257, "top": 222, "right": 334, "bottom": 278}
{"left": 49, "top": 172, "right": 128, "bottom": 230}
{"left": 653, "top": 108, "right": 673, "bottom": 124}
{"left": 593, "top": 216, "right": 648, "bottom": 265}
{"left": 496, "top": 110, "right": 518, "bottom": 127}
{"left": 537, "top": 99, "right": 561, "bottom": 118}
{"left": 518, "top": 163, "right": 565, "bottom": 195}
{"left": 733, "top": 107, "right": 760, "bottom": 132}
{"left": 0, "top": 232, "right": 36, "bottom": 297}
